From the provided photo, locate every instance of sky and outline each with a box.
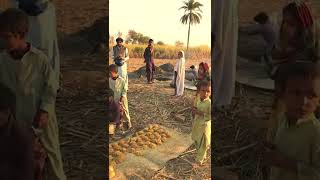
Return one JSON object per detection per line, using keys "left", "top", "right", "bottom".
{"left": 109, "top": 0, "right": 211, "bottom": 47}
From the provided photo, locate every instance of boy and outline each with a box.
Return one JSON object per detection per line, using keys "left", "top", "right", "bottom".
{"left": 0, "top": 82, "right": 34, "bottom": 180}
{"left": 264, "top": 62, "right": 320, "bottom": 180}
{"left": 0, "top": 9, "right": 66, "bottom": 180}
{"left": 191, "top": 80, "right": 211, "bottom": 166}
{"left": 109, "top": 64, "right": 132, "bottom": 130}
{"left": 144, "top": 39, "right": 155, "bottom": 84}
{"left": 107, "top": 88, "right": 122, "bottom": 137}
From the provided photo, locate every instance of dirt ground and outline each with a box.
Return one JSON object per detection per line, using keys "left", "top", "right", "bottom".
{"left": 109, "top": 78, "right": 211, "bottom": 179}
{"left": 53, "top": 0, "right": 107, "bottom": 179}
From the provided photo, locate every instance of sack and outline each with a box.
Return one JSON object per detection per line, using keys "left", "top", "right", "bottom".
{"left": 18, "top": 0, "right": 48, "bottom": 16}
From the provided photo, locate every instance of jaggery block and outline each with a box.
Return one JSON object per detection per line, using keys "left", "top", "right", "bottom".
{"left": 131, "top": 143, "right": 139, "bottom": 149}
{"left": 114, "top": 151, "right": 123, "bottom": 157}
{"left": 137, "top": 141, "right": 145, "bottom": 146}
{"left": 128, "top": 148, "right": 135, "bottom": 153}
{"left": 117, "top": 153, "right": 126, "bottom": 163}
{"left": 148, "top": 143, "right": 157, "bottom": 149}
{"left": 121, "top": 143, "right": 129, "bottom": 148}
{"left": 113, "top": 144, "right": 122, "bottom": 151}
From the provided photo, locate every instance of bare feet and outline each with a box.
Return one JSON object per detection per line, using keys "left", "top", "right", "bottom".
{"left": 192, "top": 161, "right": 205, "bottom": 168}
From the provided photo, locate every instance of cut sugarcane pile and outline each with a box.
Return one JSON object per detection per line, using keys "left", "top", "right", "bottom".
{"left": 109, "top": 124, "right": 171, "bottom": 164}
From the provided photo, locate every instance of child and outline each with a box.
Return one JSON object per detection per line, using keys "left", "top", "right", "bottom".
{"left": 109, "top": 64, "right": 132, "bottom": 130}
{"left": 240, "top": 12, "right": 276, "bottom": 67}
{"left": 267, "top": 1, "right": 318, "bottom": 141}
{"left": 107, "top": 88, "right": 122, "bottom": 137}
{"left": 190, "top": 65, "right": 197, "bottom": 80}
{"left": 191, "top": 80, "right": 211, "bottom": 166}
{"left": 0, "top": 9, "right": 66, "bottom": 180}
{"left": 272, "top": 2, "right": 316, "bottom": 67}
{"left": 172, "top": 50, "right": 185, "bottom": 97}
{"left": 144, "top": 39, "right": 155, "bottom": 84}
{"left": 263, "top": 62, "right": 320, "bottom": 180}
{"left": 0, "top": 82, "right": 34, "bottom": 180}
{"left": 195, "top": 62, "right": 210, "bottom": 94}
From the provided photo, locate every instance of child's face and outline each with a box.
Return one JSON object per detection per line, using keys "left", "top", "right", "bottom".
{"left": 198, "top": 66, "right": 204, "bottom": 75}
{"left": 0, "top": 32, "right": 24, "bottom": 51}
{"left": 178, "top": 52, "right": 182, "bottom": 58}
{"left": 116, "top": 41, "right": 123, "bottom": 46}
{"left": 282, "top": 13, "right": 298, "bottom": 39}
{"left": 283, "top": 77, "right": 320, "bottom": 119}
{"left": 109, "top": 71, "right": 117, "bottom": 79}
{"left": 0, "top": 109, "right": 10, "bottom": 128}
{"left": 199, "top": 86, "right": 211, "bottom": 100}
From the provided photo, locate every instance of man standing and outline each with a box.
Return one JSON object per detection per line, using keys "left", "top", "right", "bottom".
{"left": 212, "top": 0, "right": 239, "bottom": 107}
{"left": 144, "top": 39, "right": 155, "bottom": 84}
{"left": 112, "top": 37, "right": 129, "bottom": 89}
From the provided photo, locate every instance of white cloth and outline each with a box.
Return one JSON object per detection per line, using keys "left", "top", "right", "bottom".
{"left": 212, "top": 0, "right": 239, "bottom": 106}
{"left": 112, "top": 47, "right": 129, "bottom": 89}
{"left": 11, "top": 0, "right": 60, "bottom": 89}
{"left": 174, "top": 51, "right": 185, "bottom": 96}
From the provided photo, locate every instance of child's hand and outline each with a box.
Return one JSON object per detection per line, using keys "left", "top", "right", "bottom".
{"left": 34, "top": 110, "right": 49, "bottom": 128}
{"left": 119, "top": 104, "right": 124, "bottom": 112}
{"left": 192, "top": 106, "right": 197, "bottom": 112}
{"left": 192, "top": 107, "right": 204, "bottom": 116}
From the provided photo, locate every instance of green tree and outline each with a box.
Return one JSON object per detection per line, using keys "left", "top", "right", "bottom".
{"left": 175, "top": 41, "right": 184, "bottom": 47}
{"left": 179, "top": 0, "right": 203, "bottom": 55}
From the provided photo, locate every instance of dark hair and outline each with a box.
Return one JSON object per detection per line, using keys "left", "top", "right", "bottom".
{"left": 282, "top": 3, "right": 301, "bottom": 25}
{"left": 198, "top": 80, "right": 211, "bottom": 90}
{"left": 149, "top": 39, "right": 153, "bottom": 43}
{"left": 276, "top": 62, "right": 320, "bottom": 95}
{"left": 190, "top": 65, "right": 195, "bottom": 69}
{"left": 0, "top": 83, "right": 15, "bottom": 111}
{"left": 0, "top": 8, "right": 28, "bottom": 34}
{"left": 109, "top": 64, "right": 118, "bottom": 73}
{"left": 116, "top": 37, "right": 123, "bottom": 43}
{"left": 254, "top": 12, "right": 269, "bottom": 24}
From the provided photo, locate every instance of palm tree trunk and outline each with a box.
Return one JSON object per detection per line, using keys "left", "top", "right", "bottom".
{"left": 186, "top": 15, "right": 191, "bottom": 59}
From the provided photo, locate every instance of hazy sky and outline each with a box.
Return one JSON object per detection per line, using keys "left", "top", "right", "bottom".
{"left": 109, "top": 0, "right": 211, "bottom": 47}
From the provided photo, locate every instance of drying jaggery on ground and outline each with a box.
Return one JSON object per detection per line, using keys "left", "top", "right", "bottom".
{"left": 109, "top": 124, "right": 172, "bottom": 165}
{"left": 109, "top": 77, "right": 211, "bottom": 179}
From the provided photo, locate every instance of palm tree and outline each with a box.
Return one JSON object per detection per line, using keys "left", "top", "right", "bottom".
{"left": 179, "top": 0, "right": 203, "bottom": 55}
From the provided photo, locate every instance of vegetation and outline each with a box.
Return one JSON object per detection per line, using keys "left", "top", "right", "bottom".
{"left": 179, "top": 0, "right": 203, "bottom": 52}
{"left": 109, "top": 43, "right": 210, "bottom": 60}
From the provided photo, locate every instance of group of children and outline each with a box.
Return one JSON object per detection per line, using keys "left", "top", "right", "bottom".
{"left": 0, "top": 8, "right": 65, "bottom": 180}
{"left": 240, "top": 1, "right": 320, "bottom": 179}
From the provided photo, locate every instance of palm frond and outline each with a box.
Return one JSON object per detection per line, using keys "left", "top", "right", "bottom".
{"left": 180, "top": 14, "right": 189, "bottom": 24}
